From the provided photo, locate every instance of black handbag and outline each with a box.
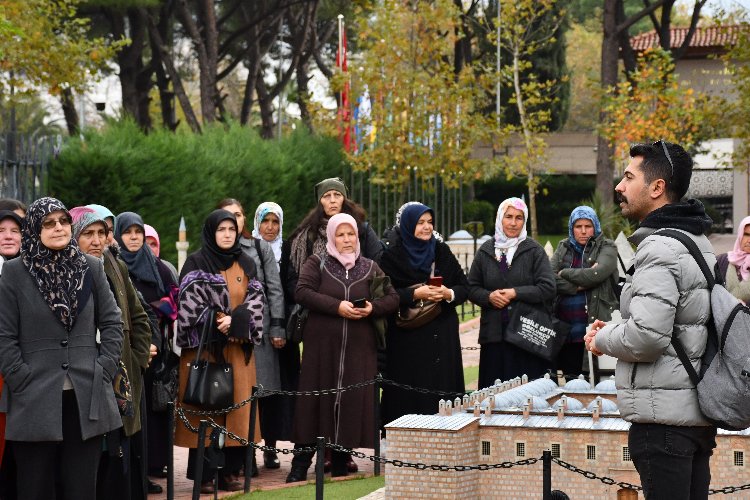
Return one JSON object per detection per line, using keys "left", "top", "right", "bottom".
{"left": 285, "top": 303, "right": 308, "bottom": 343}
{"left": 505, "top": 301, "right": 568, "bottom": 362}
{"left": 151, "top": 326, "right": 180, "bottom": 412}
{"left": 182, "top": 309, "right": 234, "bottom": 411}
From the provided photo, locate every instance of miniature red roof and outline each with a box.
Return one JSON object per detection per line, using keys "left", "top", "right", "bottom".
{"left": 630, "top": 25, "right": 742, "bottom": 52}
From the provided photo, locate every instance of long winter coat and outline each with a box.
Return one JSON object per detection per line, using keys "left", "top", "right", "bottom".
{"left": 468, "top": 238, "right": 556, "bottom": 345}
{"left": 103, "top": 250, "right": 152, "bottom": 436}
{"left": 240, "top": 236, "right": 285, "bottom": 391}
{"left": 596, "top": 227, "right": 715, "bottom": 426}
{"left": 379, "top": 241, "right": 468, "bottom": 426}
{"left": 0, "top": 256, "right": 124, "bottom": 441}
{"left": 292, "top": 255, "right": 398, "bottom": 448}
{"left": 550, "top": 233, "right": 620, "bottom": 325}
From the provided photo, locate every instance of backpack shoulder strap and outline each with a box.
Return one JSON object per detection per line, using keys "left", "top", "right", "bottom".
{"left": 656, "top": 228, "right": 716, "bottom": 386}
{"left": 656, "top": 229, "right": 716, "bottom": 289}
{"left": 253, "top": 238, "right": 267, "bottom": 290}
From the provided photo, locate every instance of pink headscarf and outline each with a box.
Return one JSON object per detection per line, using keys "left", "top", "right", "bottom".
{"left": 728, "top": 216, "right": 750, "bottom": 281}
{"left": 325, "top": 213, "right": 359, "bottom": 270}
{"left": 144, "top": 224, "right": 160, "bottom": 257}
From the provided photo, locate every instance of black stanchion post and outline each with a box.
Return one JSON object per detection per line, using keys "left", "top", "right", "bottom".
{"left": 373, "top": 375, "right": 381, "bottom": 476}
{"left": 315, "top": 437, "right": 325, "bottom": 500}
{"left": 542, "top": 450, "right": 552, "bottom": 500}
{"left": 167, "top": 402, "right": 175, "bottom": 500}
{"left": 192, "top": 421, "right": 209, "bottom": 500}
{"left": 244, "top": 386, "right": 259, "bottom": 493}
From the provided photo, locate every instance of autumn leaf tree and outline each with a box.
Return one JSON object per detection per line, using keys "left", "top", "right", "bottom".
{"left": 338, "top": 0, "right": 494, "bottom": 193}
{"left": 495, "top": 0, "right": 565, "bottom": 239}
{"left": 599, "top": 48, "right": 708, "bottom": 172}
{"left": 0, "top": 0, "right": 127, "bottom": 135}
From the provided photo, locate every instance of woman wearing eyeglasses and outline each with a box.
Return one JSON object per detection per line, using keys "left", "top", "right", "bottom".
{"left": 0, "top": 198, "right": 124, "bottom": 500}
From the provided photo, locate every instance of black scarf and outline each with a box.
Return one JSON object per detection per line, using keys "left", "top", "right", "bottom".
{"left": 180, "top": 210, "right": 256, "bottom": 280}
{"left": 22, "top": 197, "right": 90, "bottom": 331}
{"left": 638, "top": 199, "right": 713, "bottom": 235}
{"left": 115, "top": 211, "right": 165, "bottom": 296}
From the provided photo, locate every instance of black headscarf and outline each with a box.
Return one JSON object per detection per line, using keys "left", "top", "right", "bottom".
{"left": 114, "top": 211, "right": 165, "bottom": 296}
{"left": 180, "top": 210, "right": 256, "bottom": 279}
{"left": 399, "top": 203, "right": 437, "bottom": 274}
{"left": 22, "top": 197, "right": 90, "bottom": 331}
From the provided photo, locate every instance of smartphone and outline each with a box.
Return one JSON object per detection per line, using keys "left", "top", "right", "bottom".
{"left": 428, "top": 276, "right": 443, "bottom": 287}
{"left": 352, "top": 298, "right": 367, "bottom": 308}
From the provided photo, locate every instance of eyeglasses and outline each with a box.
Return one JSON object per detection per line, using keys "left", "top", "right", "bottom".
{"left": 41, "top": 216, "right": 72, "bottom": 230}
{"left": 655, "top": 140, "right": 675, "bottom": 182}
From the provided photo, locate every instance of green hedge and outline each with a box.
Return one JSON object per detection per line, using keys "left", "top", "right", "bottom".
{"left": 49, "top": 120, "right": 345, "bottom": 264}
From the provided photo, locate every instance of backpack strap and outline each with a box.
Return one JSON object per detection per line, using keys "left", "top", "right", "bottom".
{"left": 253, "top": 238, "right": 267, "bottom": 291}
{"left": 656, "top": 229, "right": 717, "bottom": 386}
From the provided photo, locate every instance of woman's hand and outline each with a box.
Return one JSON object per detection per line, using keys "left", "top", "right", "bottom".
{"left": 338, "top": 301, "right": 370, "bottom": 320}
{"left": 148, "top": 344, "right": 158, "bottom": 365}
{"left": 490, "top": 288, "right": 516, "bottom": 308}
{"left": 271, "top": 338, "right": 286, "bottom": 348}
{"left": 414, "top": 285, "right": 445, "bottom": 303}
{"left": 216, "top": 314, "right": 232, "bottom": 334}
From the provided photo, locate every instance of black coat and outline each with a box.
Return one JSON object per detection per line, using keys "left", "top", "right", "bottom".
{"left": 468, "top": 238, "right": 555, "bottom": 345}
{"left": 379, "top": 240, "right": 468, "bottom": 426}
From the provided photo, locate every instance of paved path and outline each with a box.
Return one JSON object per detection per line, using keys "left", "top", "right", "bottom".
{"left": 150, "top": 318, "right": 481, "bottom": 499}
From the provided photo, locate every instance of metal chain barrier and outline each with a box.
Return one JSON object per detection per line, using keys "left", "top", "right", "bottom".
{"left": 708, "top": 484, "right": 750, "bottom": 495}
{"left": 460, "top": 346, "right": 480, "bottom": 350}
{"left": 327, "top": 443, "right": 539, "bottom": 471}
{"left": 552, "top": 457, "right": 642, "bottom": 491}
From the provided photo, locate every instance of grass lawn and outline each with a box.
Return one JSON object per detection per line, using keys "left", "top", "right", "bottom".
{"left": 539, "top": 234, "right": 566, "bottom": 249}
{"left": 464, "top": 365, "right": 479, "bottom": 390}
{"left": 230, "top": 475, "right": 385, "bottom": 499}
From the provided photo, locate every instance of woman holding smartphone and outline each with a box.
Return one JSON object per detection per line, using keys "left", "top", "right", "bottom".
{"left": 286, "top": 213, "right": 398, "bottom": 483}
{"left": 379, "top": 203, "right": 469, "bottom": 428}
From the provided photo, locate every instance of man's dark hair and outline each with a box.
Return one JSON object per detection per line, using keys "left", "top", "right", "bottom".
{"left": 0, "top": 198, "right": 26, "bottom": 215}
{"left": 629, "top": 141, "right": 693, "bottom": 202}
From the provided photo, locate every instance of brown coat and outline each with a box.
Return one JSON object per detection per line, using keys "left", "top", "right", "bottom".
{"left": 174, "top": 345, "right": 260, "bottom": 448}
{"left": 292, "top": 255, "right": 398, "bottom": 448}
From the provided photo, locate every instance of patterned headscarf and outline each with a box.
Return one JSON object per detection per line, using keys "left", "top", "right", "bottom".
{"left": 22, "top": 197, "right": 89, "bottom": 331}
{"left": 567, "top": 206, "right": 602, "bottom": 253}
{"left": 494, "top": 197, "right": 528, "bottom": 266}
{"left": 326, "top": 213, "right": 360, "bottom": 270}
{"left": 728, "top": 216, "right": 750, "bottom": 281}
{"left": 70, "top": 206, "right": 107, "bottom": 241}
{"left": 252, "top": 202, "right": 283, "bottom": 263}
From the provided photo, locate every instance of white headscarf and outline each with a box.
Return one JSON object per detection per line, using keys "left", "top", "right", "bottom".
{"left": 494, "top": 197, "right": 528, "bottom": 266}
{"left": 252, "top": 202, "right": 284, "bottom": 264}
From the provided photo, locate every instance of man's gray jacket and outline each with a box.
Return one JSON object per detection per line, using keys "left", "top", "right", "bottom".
{"left": 596, "top": 226, "right": 715, "bottom": 426}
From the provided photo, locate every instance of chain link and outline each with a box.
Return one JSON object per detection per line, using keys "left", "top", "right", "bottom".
{"left": 170, "top": 417, "right": 750, "bottom": 494}
{"left": 460, "top": 346, "right": 480, "bottom": 351}
{"left": 552, "top": 457, "right": 642, "bottom": 491}
{"left": 378, "top": 378, "right": 466, "bottom": 398}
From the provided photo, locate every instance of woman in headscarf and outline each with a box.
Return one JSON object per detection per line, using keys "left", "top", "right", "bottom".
{"left": 286, "top": 213, "right": 398, "bottom": 483}
{"left": 217, "top": 198, "right": 286, "bottom": 473}
{"left": 144, "top": 223, "right": 179, "bottom": 284}
{"left": 0, "top": 197, "right": 123, "bottom": 500}
{"left": 71, "top": 206, "right": 154, "bottom": 500}
{"left": 550, "top": 206, "right": 619, "bottom": 376}
{"left": 114, "top": 212, "right": 178, "bottom": 485}
{"left": 175, "top": 209, "right": 265, "bottom": 494}
{"left": 379, "top": 203, "right": 469, "bottom": 427}
{"left": 381, "top": 201, "right": 444, "bottom": 249}
{"left": 468, "top": 197, "right": 556, "bottom": 387}
{"left": 252, "top": 202, "right": 284, "bottom": 266}
{"left": 717, "top": 215, "right": 750, "bottom": 304}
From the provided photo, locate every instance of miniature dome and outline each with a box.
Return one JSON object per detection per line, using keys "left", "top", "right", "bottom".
{"left": 563, "top": 375, "right": 591, "bottom": 392}
{"left": 552, "top": 397, "right": 584, "bottom": 411}
{"left": 595, "top": 376, "right": 617, "bottom": 393}
{"left": 587, "top": 397, "right": 619, "bottom": 413}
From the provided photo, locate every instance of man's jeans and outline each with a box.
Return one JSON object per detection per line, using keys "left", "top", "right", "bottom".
{"left": 629, "top": 423, "right": 717, "bottom": 500}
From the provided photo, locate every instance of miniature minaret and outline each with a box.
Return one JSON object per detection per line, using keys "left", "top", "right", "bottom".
{"left": 177, "top": 216, "right": 189, "bottom": 273}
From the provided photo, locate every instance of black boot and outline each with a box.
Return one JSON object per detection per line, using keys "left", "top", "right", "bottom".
{"left": 331, "top": 449, "right": 349, "bottom": 478}
{"left": 286, "top": 445, "right": 313, "bottom": 483}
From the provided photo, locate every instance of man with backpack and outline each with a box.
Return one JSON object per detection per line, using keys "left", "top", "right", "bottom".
{"left": 584, "top": 141, "right": 717, "bottom": 499}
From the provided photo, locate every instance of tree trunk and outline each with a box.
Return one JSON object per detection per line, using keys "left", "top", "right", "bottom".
{"left": 144, "top": 9, "right": 202, "bottom": 134}
{"left": 60, "top": 88, "right": 79, "bottom": 136}
{"left": 296, "top": 60, "right": 312, "bottom": 131}
{"left": 150, "top": 4, "right": 178, "bottom": 130}
{"left": 596, "top": 0, "right": 619, "bottom": 205}
{"left": 256, "top": 79, "right": 276, "bottom": 139}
